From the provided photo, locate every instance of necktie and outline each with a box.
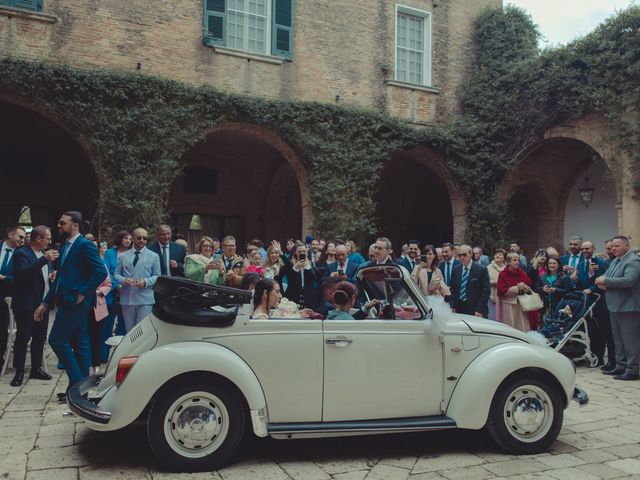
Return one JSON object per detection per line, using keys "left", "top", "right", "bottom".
{"left": 460, "top": 267, "right": 469, "bottom": 302}
{"left": 339, "top": 262, "right": 344, "bottom": 271}
{"left": 226, "top": 257, "right": 233, "bottom": 271}
{"left": 445, "top": 262, "right": 451, "bottom": 286}
{"left": 570, "top": 255, "right": 577, "bottom": 268}
{"left": 410, "top": 260, "right": 415, "bottom": 271}
{"left": 0, "top": 248, "right": 12, "bottom": 272}
{"left": 133, "top": 251, "right": 140, "bottom": 267}
{"left": 161, "top": 245, "right": 168, "bottom": 275}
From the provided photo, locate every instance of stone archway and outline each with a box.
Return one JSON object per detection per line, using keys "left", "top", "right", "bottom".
{"left": 378, "top": 146, "right": 467, "bottom": 251}
{"left": 168, "top": 123, "right": 311, "bottom": 248}
{"left": 0, "top": 98, "right": 100, "bottom": 234}
{"left": 503, "top": 116, "right": 624, "bottom": 255}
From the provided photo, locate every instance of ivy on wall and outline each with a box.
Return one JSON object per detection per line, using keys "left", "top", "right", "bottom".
{"left": 0, "top": 5, "right": 638, "bottom": 248}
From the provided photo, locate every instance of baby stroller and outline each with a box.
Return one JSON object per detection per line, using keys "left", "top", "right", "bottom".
{"left": 539, "top": 291, "right": 601, "bottom": 367}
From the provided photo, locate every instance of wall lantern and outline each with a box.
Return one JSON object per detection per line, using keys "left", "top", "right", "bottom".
{"left": 579, "top": 176, "right": 595, "bottom": 208}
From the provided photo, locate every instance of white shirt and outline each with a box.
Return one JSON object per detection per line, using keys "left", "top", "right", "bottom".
{"left": 33, "top": 248, "right": 49, "bottom": 297}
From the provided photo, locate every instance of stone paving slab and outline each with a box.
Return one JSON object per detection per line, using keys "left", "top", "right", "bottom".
{"left": 0, "top": 364, "right": 638, "bottom": 480}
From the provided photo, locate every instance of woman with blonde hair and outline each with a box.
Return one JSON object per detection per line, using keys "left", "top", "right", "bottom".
{"left": 185, "top": 236, "right": 226, "bottom": 285}
{"left": 264, "top": 241, "right": 285, "bottom": 280}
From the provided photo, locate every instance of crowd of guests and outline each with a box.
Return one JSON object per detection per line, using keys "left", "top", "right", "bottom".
{"left": 1, "top": 213, "right": 639, "bottom": 398}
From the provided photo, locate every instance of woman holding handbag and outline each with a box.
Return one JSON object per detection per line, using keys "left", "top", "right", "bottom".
{"left": 497, "top": 252, "right": 533, "bottom": 332}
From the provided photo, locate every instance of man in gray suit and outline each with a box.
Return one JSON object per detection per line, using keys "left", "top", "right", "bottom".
{"left": 114, "top": 228, "right": 161, "bottom": 332}
{"left": 596, "top": 235, "right": 640, "bottom": 381}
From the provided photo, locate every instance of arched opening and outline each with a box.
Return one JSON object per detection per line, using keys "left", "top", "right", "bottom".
{"left": 507, "top": 190, "right": 539, "bottom": 257}
{"left": 378, "top": 147, "right": 465, "bottom": 251}
{"left": 0, "top": 101, "right": 99, "bottom": 233}
{"left": 503, "top": 137, "right": 619, "bottom": 256}
{"left": 168, "top": 124, "right": 309, "bottom": 249}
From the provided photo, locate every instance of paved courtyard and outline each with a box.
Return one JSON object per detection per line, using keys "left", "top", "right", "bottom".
{"left": 1, "top": 359, "right": 640, "bottom": 480}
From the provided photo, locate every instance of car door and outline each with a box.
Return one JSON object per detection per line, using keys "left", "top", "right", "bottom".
{"left": 214, "top": 316, "right": 324, "bottom": 423}
{"left": 322, "top": 269, "right": 444, "bottom": 422}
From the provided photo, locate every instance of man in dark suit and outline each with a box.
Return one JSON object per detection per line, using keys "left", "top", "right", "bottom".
{"left": 148, "top": 224, "right": 185, "bottom": 277}
{"left": 34, "top": 211, "right": 106, "bottom": 392}
{"left": 357, "top": 237, "right": 396, "bottom": 270}
{"left": 449, "top": 245, "right": 491, "bottom": 318}
{"left": 10, "top": 225, "right": 59, "bottom": 386}
{"left": 561, "top": 236, "right": 584, "bottom": 281}
{"left": 439, "top": 242, "right": 461, "bottom": 287}
{"left": 397, "top": 240, "right": 420, "bottom": 273}
{"left": 323, "top": 244, "right": 358, "bottom": 284}
{"left": 1, "top": 226, "right": 26, "bottom": 367}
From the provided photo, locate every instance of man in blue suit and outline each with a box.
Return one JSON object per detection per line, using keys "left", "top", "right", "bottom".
{"left": 397, "top": 240, "right": 421, "bottom": 273}
{"left": 439, "top": 242, "right": 461, "bottom": 287}
{"left": 148, "top": 224, "right": 185, "bottom": 276}
{"left": 449, "top": 245, "right": 491, "bottom": 317}
{"left": 10, "top": 225, "right": 59, "bottom": 386}
{"left": 115, "top": 228, "right": 161, "bottom": 332}
{"left": 561, "top": 236, "right": 584, "bottom": 279}
{"left": 323, "top": 244, "right": 358, "bottom": 284}
{"left": 34, "top": 212, "right": 107, "bottom": 392}
{"left": 1, "top": 226, "right": 26, "bottom": 367}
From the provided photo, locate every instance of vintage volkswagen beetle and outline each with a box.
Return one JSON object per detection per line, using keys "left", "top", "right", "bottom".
{"left": 68, "top": 265, "right": 588, "bottom": 472}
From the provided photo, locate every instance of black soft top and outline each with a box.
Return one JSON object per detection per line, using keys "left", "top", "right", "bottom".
{"left": 153, "top": 276, "right": 252, "bottom": 327}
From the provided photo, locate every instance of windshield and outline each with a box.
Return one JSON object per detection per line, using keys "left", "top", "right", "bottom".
{"left": 360, "top": 267, "right": 425, "bottom": 320}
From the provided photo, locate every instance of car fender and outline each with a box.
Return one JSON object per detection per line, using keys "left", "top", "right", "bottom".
{"left": 95, "top": 342, "right": 268, "bottom": 432}
{"left": 445, "top": 342, "right": 575, "bottom": 430}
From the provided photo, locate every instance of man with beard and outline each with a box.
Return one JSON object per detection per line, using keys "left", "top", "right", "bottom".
{"left": 34, "top": 212, "right": 106, "bottom": 397}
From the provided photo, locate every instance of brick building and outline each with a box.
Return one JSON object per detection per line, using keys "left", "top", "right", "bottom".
{"left": 1, "top": 0, "right": 637, "bottom": 254}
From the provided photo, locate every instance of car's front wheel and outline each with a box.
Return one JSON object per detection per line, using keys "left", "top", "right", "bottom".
{"left": 147, "top": 381, "right": 246, "bottom": 472}
{"left": 486, "top": 375, "right": 563, "bottom": 454}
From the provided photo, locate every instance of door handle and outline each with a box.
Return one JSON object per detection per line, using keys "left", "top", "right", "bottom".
{"left": 325, "top": 337, "right": 353, "bottom": 346}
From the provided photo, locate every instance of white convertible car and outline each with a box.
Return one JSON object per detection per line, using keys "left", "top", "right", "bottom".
{"left": 68, "top": 265, "right": 588, "bottom": 472}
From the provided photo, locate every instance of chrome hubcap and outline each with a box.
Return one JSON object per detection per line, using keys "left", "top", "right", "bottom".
{"left": 163, "top": 391, "right": 229, "bottom": 458}
{"left": 503, "top": 384, "right": 553, "bottom": 442}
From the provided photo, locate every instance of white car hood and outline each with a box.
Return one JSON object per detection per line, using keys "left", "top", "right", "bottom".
{"left": 459, "top": 316, "right": 534, "bottom": 344}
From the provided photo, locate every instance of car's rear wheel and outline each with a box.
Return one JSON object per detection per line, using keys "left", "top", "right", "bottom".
{"left": 147, "top": 381, "right": 245, "bottom": 472}
{"left": 486, "top": 375, "right": 563, "bottom": 454}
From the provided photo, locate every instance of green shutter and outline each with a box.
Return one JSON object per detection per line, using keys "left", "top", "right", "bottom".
{"left": 203, "top": 0, "right": 225, "bottom": 47}
{"left": 272, "top": 0, "right": 293, "bottom": 59}
{"left": 13, "top": 0, "right": 42, "bottom": 11}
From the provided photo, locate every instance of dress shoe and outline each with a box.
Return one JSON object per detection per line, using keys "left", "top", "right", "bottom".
{"left": 29, "top": 367, "right": 52, "bottom": 381}
{"left": 10, "top": 370, "right": 24, "bottom": 387}
{"left": 56, "top": 391, "right": 67, "bottom": 400}
{"left": 601, "top": 362, "right": 616, "bottom": 371}
{"left": 614, "top": 372, "right": 640, "bottom": 381}
{"left": 603, "top": 368, "right": 625, "bottom": 376}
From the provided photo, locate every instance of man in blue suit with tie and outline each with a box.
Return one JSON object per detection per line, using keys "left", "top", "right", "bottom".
{"left": 148, "top": 224, "right": 185, "bottom": 277}
{"left": 34, "top": 212, "right": 106, "bottom": 392}
{"left": 1, "top": 226, "right": 26, "bottom": 368}
{"left": 439, "top": 242, "right": 461, "bottom": 288}
{"left": 561, "top": 236, "right": 584, "bottom": 281}
{"left": 10, "top": 225, "right": 59, "bottom": 386}
{"left": 115, "top": 228, "right": 161, "bottom": 332}
{"left": 323, "top": 244, "right": 358, "bottom": 284}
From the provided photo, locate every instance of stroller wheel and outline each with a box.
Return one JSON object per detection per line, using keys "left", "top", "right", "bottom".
{"left": 586, "top": 352, "right": 599, "bottom": 368}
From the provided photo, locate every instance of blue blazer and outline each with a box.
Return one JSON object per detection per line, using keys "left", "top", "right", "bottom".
{"left": 322, "top": 260, "right": 358, "bottom": 284}
{"left": 11, "top": 246, "right": 50, "bottom": 311}
{"left": 43, "top": 236, "right": 107, "bottom": 309}
{"left": 439, "top": 258, "right": 461, "bottom": 286}
{"left": 103, "top": 247, "right": 123, "bottom": 305}
{"left": 574, "top": 256, "right": 605, "bottom": 291}
{"left": 448, "top": 261, "right": 491, "bottom": 316}
{"left": 148, "top": 241, "right": 185, "bottom": 276}
{"left": 114, "top": 247, "right": 161, "bottom": 306}
{"left": 0, "top": 241, "right": 16, "bottom": 298}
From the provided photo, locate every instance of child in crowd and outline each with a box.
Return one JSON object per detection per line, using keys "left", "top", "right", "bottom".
{"left": 246, "top": 250, "right": 264, "bottom": 277}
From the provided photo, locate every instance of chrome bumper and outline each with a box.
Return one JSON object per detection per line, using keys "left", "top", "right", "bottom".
{"left": 67, "top": 374, "right": 112, "bottom": 424}
{"left": 572, "top": 387, "right": 589, "bottom": 407}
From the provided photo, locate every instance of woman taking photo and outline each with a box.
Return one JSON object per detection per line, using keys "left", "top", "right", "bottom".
{"left": 316, "top": 240, "right": 337, "bottom": 279}
{"left": 251, "top": 278, "right": 283, "bottom": 319}
{"left": 277, "top": 241, "right": 321, "bottom": 310}
{"left": 487, "top": 249, "right": 506, "bottom": 321}
{"left": 185, "top": 236, "right": 226, "bottom": 285}
{"left": 536, "top": 256, "right": 571, "bottom": 319}
{"left": 412, "top": 245, "right": 449, "bottom": 299}
{"left": 497, "top": 252, "right": 533, "bottom": 332}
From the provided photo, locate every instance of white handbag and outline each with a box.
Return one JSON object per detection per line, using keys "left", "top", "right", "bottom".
{"left": 518, "top": 291, "right": 544, "bottom": 312}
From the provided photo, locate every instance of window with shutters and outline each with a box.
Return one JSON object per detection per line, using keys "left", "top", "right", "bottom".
{"left": 0, "top": 0, "right": 43, "bottom": 12}
{"left": 395, "top": 5, "right": 432, "bottom": 86}
{"left": 203, "top": 0, "right": 294, "bottom": 60}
